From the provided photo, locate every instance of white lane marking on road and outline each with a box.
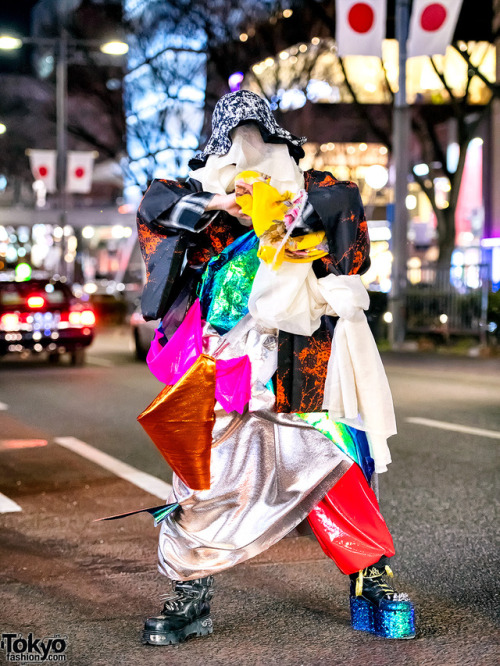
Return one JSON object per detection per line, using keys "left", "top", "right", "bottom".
{"left": 0, "top": 402, "right": 8, "bottom": 410}
{"left": 86, "top": 356, "right": 114, "bottom": 367}
{"left": 54, "top": 436, "right": 172, "bottom": 499}
{"left": 0, "top": 492, "right": 22, "bottom": 514}
{"left": 406, "top": 417, "right": 500, "bottom": 440}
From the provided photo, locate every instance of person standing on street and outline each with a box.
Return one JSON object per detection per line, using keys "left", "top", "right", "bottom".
{"left": 135, "top": 90, "right": 416, "bottom": 644}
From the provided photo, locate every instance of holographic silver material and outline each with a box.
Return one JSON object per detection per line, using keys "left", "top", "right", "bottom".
{"left": 158, "top": 408, "right": 353, "bottom": 581}
{"left": 350, "top": 596, "right": 416, "bottom": 639}
{"left": 203, "top": 315, "right": 278, "bottom": 412}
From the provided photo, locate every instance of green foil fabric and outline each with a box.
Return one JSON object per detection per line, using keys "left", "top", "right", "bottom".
{"left": 199, "top": 232, "right": 260, "bottom": 334}
{"left": 297, "top": 412, "right": 363, "bottom": 467}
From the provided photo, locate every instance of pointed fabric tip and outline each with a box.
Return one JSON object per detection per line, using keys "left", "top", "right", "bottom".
{"left": 94, "top": 502, "right": 179, "bottom": 526}
{"left": 150, "top": 503, "right": 180, "bottom": 526}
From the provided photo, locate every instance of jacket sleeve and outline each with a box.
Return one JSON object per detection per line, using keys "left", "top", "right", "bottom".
{"left": 306, "top": 174, "right": 370, "bottom": 276}
{"left": 137, "top": 178, "right": 217, "bottom": 233}
{"left": 136, "top": 178, "right": 217, "bottom": 321}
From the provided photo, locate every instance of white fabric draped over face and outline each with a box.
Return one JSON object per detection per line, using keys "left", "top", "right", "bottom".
{"left": 190, "top": 123, "right": 305, "bottom": 195}
{"left": 248, "top": 261, "right": 395, "bottom": 473}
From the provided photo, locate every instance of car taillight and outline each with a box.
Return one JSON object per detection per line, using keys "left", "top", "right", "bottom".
{"left": 68, "top": 311, "right": 81, "bottom": 325}
{"left": 80, "top": 309, "right": 96, "bottom": 326}
{"left": 1, "top": 313, "right": 20, "bottom": 331}
{"left": 68, "top": 309, "right": 96, "bottom": 326}
{"left": 27, "top": 296, "right": 45, "bottom": 308}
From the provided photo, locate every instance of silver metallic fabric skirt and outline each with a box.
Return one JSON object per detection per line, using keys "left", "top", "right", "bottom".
{"left": 158, "top": 408, "right": 353, "bottom": 580}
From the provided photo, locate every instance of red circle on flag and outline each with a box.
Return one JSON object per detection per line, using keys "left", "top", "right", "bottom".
{"left": 38, "top": 166, "right": 48, "bottom": 177}
{"left": 420, "top": 3, "right": 447, "bottom": 32}
{"left": 74, "top": 167, "right": 85, "bottom": 178}
{"left": 348, "top": 3, "right": 375, "bottom": 34}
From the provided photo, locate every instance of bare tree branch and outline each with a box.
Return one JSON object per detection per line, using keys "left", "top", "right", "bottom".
{"left": 430, "top": 56, "right": 461, "bottom": 114}
{"left": 453, "top": 44, "right": 499, "bottom": 94}
{"left": 380, "top": 58, "right": 395, "bottom": 102}
{"left": 338, "top": 56, "right": 392, "bottom": 149}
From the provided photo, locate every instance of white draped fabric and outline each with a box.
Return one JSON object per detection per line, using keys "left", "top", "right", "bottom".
{"left": 190, "top": 123, "right": 305, "bottom": 195}
{"left": 248, "top": 261, "right": 395, "bottom": 473}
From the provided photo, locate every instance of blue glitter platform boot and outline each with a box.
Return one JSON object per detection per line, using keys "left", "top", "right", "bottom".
{"left": 349, "top": 565, "right": 415, "bottom": 639}
{"left": 142, "top": 576, "right": 214, "bottom": 645}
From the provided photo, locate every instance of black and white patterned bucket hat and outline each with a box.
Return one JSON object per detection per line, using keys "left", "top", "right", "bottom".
{"left": 194, "top": 91, "right": 307, "bottom": 165}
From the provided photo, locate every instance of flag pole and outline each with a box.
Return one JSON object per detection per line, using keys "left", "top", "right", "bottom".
{"left": 389, "top": 0, "right": 411, "bottom": 347}
{"left": 56, "top": 27, "right": 70, "bottom": 278}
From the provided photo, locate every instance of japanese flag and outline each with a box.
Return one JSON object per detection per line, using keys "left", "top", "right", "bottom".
{"left": 66, "top": 151, "right": 95, "bottom": 193}
{"left": 408, "top": 0, "right": 464, "bottom": 58}
{"left": 28, "top": 149, "right": 57, "bottom": 193}
{"left": 335, "top": 0, "right": 386, "bottom": 57}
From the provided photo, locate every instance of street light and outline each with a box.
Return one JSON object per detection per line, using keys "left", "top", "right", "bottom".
{"left": 0, "top": 36, "right": 23, "bottom": 50}
{"left": 0, "top": 35, "right": 128, "bottom": 54}
{"left": 100, "top": 40, "right": 129, "bottom": 56}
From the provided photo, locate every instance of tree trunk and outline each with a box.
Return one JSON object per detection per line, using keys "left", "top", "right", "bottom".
{"left": 436, "top": 205, "right": 456, "bottom": 269}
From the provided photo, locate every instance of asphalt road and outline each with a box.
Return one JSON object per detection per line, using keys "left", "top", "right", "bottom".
{"left": 0, "top": 328, "right": 498, "bottom": 666}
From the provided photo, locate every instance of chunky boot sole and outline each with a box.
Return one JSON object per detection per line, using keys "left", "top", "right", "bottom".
{"left": 142, "top": 615, "right": 213, "bottom": 646}
{"left": 350, "top": 597, "right": 415, "bottom": 639}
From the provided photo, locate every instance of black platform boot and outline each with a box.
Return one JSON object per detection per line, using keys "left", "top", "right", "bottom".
{"left": 142, "top": 576, "right": 214, "bottom": 645}
{"left": 349, "top": 565, "right": 415, "bottom": 639}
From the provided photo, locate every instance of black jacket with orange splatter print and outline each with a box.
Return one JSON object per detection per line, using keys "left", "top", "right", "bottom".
{"left": 137, "top": 169, "right": 370, "bottom": 412}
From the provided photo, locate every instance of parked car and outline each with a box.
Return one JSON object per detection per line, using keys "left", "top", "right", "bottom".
{"left": 130, "top": 305, "right": 157, "bottom": 361}
{"left": 0, "top": 275, "right": 96, "bottom": 365}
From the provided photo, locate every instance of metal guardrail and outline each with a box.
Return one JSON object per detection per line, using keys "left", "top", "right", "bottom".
{"left": 405, "top": 263, "right": 489, "bottom": 343}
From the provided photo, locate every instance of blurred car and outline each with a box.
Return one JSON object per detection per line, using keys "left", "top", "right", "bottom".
{"left": 0, "top": 275, "right": 96, "bottom": 365}
{"left": 130, "top": 305, "right": 157, "bottom": 361}
{"left": 81, "top": 279, "right": 129, "bottom": 326}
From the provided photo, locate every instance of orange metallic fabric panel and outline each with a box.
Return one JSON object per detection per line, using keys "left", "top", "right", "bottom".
{"left": 137, "top": 354, "right": 216, "bottom": 490}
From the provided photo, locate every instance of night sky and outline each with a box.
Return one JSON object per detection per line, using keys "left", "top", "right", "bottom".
{"left": 0, "top": 3, "right": 39, "bottom": 32}
{"left": 0, "top": 1, "right": 492, "bottom": 39}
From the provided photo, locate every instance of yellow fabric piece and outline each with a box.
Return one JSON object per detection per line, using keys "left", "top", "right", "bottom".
{"left": 236, "top": 171, "right": 291, "bottom": 237}
{"left": 258, "top": 244, "right": 286, "bottom": 269}
{"left": 285, "top": 250, "right": 329, "bottom": 263}
{"left": 258, "top": 232, "right": 329, "bottom": 269}
{"left": 288, "top": 229, "right": 326, "bottom": 250}
{"left": 235, "top": 193, "right": 253, "bottom": 217}
{"left": 252, "top": 181, "right": 291, "bottom": 236}
{"left": 236, "top": 170, "right": 266, "bottom": 183}
{"left": 235, "top": 170, "right": 329, "bottom": 268}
